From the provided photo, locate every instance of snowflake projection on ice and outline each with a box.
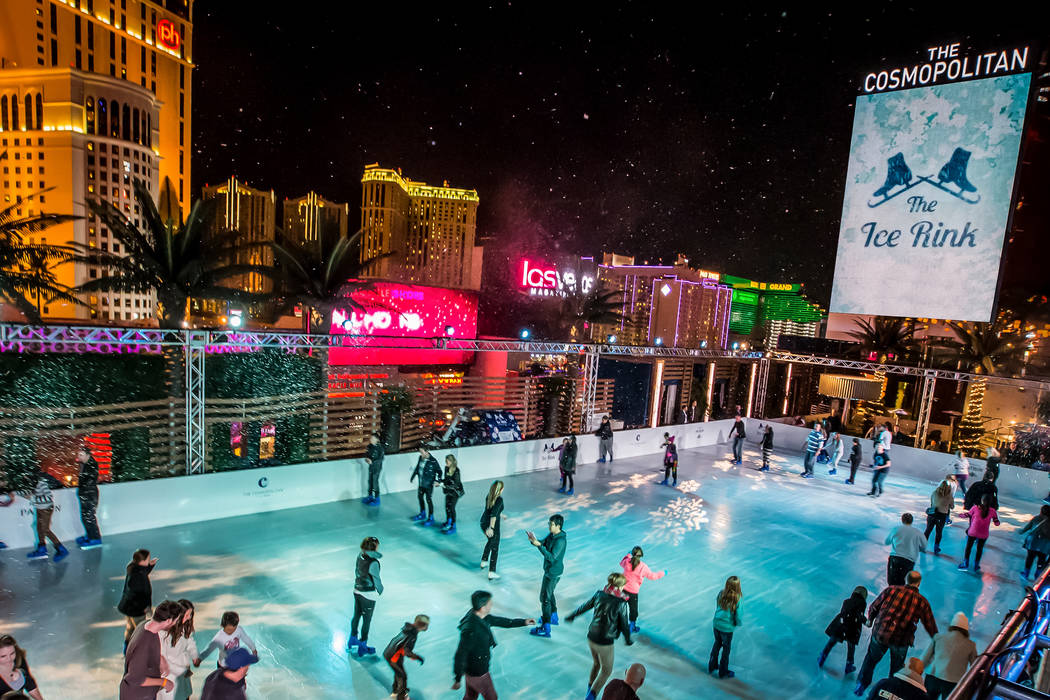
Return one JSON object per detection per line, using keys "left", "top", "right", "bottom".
{"left": 607, "top": 472, "right": 665, "bottom": 495}
{"left": 644, "top": 495, "right": 709, "bottom": 546}
{"left": 503, "top": 492, "right": 601, "bottom": 531}
{"left": 674, "top": 479, "right": 701, "bottom": 493}
{"left": 576, "top": 500, "right": 633, "bottom": 530}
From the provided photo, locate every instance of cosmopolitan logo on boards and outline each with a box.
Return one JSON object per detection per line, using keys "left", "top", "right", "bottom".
{"left": 519, "top": 260, "right": 595, "bottom": 297}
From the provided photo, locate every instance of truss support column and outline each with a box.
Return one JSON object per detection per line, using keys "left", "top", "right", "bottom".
{"left": 185, "top": 330, "right": 207, "bottom": 475}
{"left": 753, "top": 357, "right": 770, "bottom": 419}
{"left": 916, "top": 373, "right": 936, "bottom": 450}
{"left": 581, "top": 349, "right": 601, "bottom": 433}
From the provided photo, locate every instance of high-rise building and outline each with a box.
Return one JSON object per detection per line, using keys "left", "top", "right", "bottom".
{"left": 283, "top": 191, "right": 349, "bottom": 250}
{"left": 724, "top": 275, "right": 824, "bottom": 348}
{"left": 201, "top": 176, "right": 276, "bottom": 296}
{"left": 0, "top": 0, "right": 193, "bottom": 322}
{"left": 360, "top": 163, "right": 482, "bottom": 290}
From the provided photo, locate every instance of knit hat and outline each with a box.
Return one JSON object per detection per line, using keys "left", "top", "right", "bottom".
{"left": 950, "top": 612, "right": 969, "bottom": 632}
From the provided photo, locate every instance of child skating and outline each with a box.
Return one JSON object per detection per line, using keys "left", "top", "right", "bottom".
{"left": 818, "top": 585, "right": 868, "bottom": 675}
{"left": 710, "top": 576, "right": 742, "bottom": 679}
{"left": 618, "top": 546, "right": 666, "bottom": 633}
{"left": 382, "top": 614, "right": 429, "bottom": 700}
{"left": 658, "top": 436, "right": 678, "bottom": 486}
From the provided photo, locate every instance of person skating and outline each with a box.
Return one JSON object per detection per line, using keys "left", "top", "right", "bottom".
{"left": 920, "top": 613, "right": 977, "bottom": 700}
{"left": 760, "top": 425, "right": 773, "bottom": 471}
{"left": 963, "top": 469, "right": 998, "bottom": 511}
{"left": 596, "top": 416, "right": 614, "bottom": 463}
{"left": 441, "top": 455, "right": 465, "bottom": 534}
{"left": 728, "top": 416, "right": 745, "bottom": 465}
{"left": 383, "top": 614, "right": 429, "bottom": 700}
{"left": 18, "top": 466, "right": 68, "bottom": 562}
{"left": 0, "top": 634, "right": 43, "bottom": 699}
{"left": 118, "top": 549, "right": 158, "bottom": 654}
{"left": 1019, "top": 505, "right": 1050, "bottom": 580}
{"left": 410, "top": 447, "right": 442, "bottom": 526}
{"left": 199, "top": 612, "right": 257, "bottom": 669}
{"left": 827, "top": 432, "right": 843, "bottom": 476}
{"left": 865, "top": 657, "right": 928, "bottom": 700}
{"left": 451, "top": 590, "right": 534, "bottom": 700}
{"left": 566, "top": 573, "right": 634, "bottom": 700}
{"left": 658, "top": 436, "right": 678, "bottom": 486}
{"left": 349, "top": 536, "right": 382, "bottom": 656}
{"left": 601, "top": 664, "right": 646, "bottom": 700}
{"left": 846, "top": 438, "right": 863, "bottom": 484}
{"left": 951, "top": 450, "right": 970, "bottom": 496}
{"left": 818, "top": 586, "right": 868, "bottom": 675}
{"left": 867, "top": 444, "right": 891, "bottom": 497}
{"left": 553, "top": 436, "right": 578, "bottom": 495}
{"left": 618, "top": 546, "right": 665, "bottom": 633}
{"left": 480, "top": 481, "right": 504, "bottom": 581}
{"left": 119, "top": 600, "right": 183, "bottom": 700}
{"left": 527, "top": 514, "right": 567, "bottom": 638}
{"left": 924, "top": 480, "right": 954, "bottom": 554}
{"left": 75, "top": 444, "right": 102, "bottom": 549}
{"left": 885, "top": 513, "right": 926, "bottom": 585}
{"left": 158, "top": 599, "right": 201, "bottom": 700}
{"left": 199, "top": 647, "right": 258, "bottom": 700}
{"left": 801, "top": 423, "right": 823, "bottom": 478}
{"left": 709, "top": 576, "right": 742, "bottom": 679}
{"left": 854, "top": 571, "right": 937, "bottom": 697}
{"left": 362, "top": 433, "right": 384, "bottom": 506}
{"left": 984, "top": 447, "right": 1001, "bottom": 483}
{"left": 957, "top": 493, "right": 999, "bottom": 573}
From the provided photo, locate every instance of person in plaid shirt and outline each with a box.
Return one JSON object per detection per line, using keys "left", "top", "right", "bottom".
{"left": 853, "top": 570, "right": 938, "bottom": 697}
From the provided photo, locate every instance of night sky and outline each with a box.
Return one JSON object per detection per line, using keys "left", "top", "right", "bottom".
{"left": 192, "top": 5, "right": 1044, "bottom": 305}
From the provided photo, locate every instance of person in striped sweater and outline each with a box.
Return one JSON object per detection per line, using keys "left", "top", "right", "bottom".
{"left": 801, "top": 424, "right": 824, "bottom": 478}
{"left": 20, "top": 467, "right": 68, "bottom": 562}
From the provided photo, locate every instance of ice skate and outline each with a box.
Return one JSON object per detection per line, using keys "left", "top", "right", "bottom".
{"left": 658, "top": 478, "right": 668, "bottom": 485}
{"left": 26, "top": 546, "right": 47, "bottom": 560}
{"left": 828, "top": 468, "right": 837, "bottom": 475}
{"left": 53, "top": 545, "right": 69, "bottom": 562}
{"left": 356, "top": 641, "right": 376, "bottom": 657}
{"left": 410, "top": 512, "right": 426, "bottom": 522}
{"left": 566, "top": 488, "right": 574, "bottom": 495}
{"left": 672, "top": 478, "right": 677, "bottom": 486}
{"left": 442, "top": 523, "right": 457, "bottom": 535}
{"left": 529, "top": 622, "right": 551, "bottom": 637}
{"left": 585, "top": 690, "right": 597, "bottom": 700}
{"left": 550, "top": 612, "right": 559, "bottom": 625}
{"left": 958, "top": 560, "right": 969, "bottom": 571}
{"left": 854, "top": 682, "right": 866, "bottom": 696}
{"left": 938, "top": 147, "right": 977, "bottom": 192}
{"left": 869, "top": 152, "right": 915, "bottom": 205}
{"left": 487, "top": 571, "right": 500, "bottom": 580}
{"left": 80, "top": 538, "right": 102, "bottom": 550}
{"left": 422, "top": 516, "right": 435, "bottom": 527}
{"left": 557, "top": 486, "right": 566, "bottom": 493}
{"left": 361, "top": 496, "right": 374, "bottom": 505}
{"left": 347, "top": 635, "right": 359, "bottom": 650}
{"left": 75, "top": 535, "right": 89, "bottom": 546}
{"left": 480, "top": 559, "right": 488, "bottom": 569}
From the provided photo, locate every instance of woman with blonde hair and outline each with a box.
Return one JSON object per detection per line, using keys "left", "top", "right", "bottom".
{"left": 710, "top": 576, "right": 742, "bottom": 679}
{"left": 924, "top": 479, "right": 955, "bottom": 554}
{"left": 480, "top": 480, "right": 505, "bottom": 580}
{"left": 566, "top": 572, "right": 633, "bottom": 700}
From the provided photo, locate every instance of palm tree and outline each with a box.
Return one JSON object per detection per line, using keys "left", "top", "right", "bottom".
{"left": 846, "top": 316, "right": 916, "bottom": 401}
{"left": 0, "top": 189, "right": 82, "bottom": 322}
{"left": 942, "top": 321, "right": 1027, "bottom": 455}
{"left": 558, "top": 284, "right": 625, "bottom": 341}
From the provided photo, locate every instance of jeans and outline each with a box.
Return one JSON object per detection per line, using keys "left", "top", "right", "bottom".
{"left": 887, "top": 555, "right": 915, "bottom": 586}
{"left": 964, "top": 536, "right": 987, "bottom": 565}
{"left": 367, "top": 463, "right": 382, "bottom": 499}
{"left": 389, "top": 659, "right": 408, "bottom": 699}
{"left": 625, "top": 591, "right": 639, "bottom": 622}
{"left": 34, "top": 507, "right": 62, "bottom": 549}
{"left": 858, "top": 636, "right": 908, "bottom": 689}
{"left": 732, "top": 436, "right": 743, "bottom": 462}
{"left": 560, "top": 472, "right": 574, "bottom": 490}
{"left": 482, "top": 526, "right": 500, "bottom": 572}
{"left": 924, "top": 512, "right": 947, "bottom": 548}
{"left": 463, "top": 673, "right": 498, "bottom": 700}
{"left": 849, "top": 459, "right": 860, "bottom": 482}
{"left": 351, "top": 593, "right": 377, "bottom": 641}
{"left": 870, "top": 468, "right": 889, "bottom": 495}
{"left": 417, "top": 486, "right": 434, "bottom": 517}
{"left": 803, "top": 450, "right": 816, "bottom": 474}
{"left": 925, "top": 674, "right": 957, "bottom": 700}
{"left": 588, "top": 639, "right": 615, "bottom": 695}
{"left": 599, "top": 437, "right": 614, "bottom": 461}
{"left": 79, "top": 487, "right": 101, "bottom": 540}
{"left": 709, "top": 629, "right": 733, "bottom": 676}
{"left": 955, "top": 475, "right": 968, "bottom": 495}
{"left": 664, "top": 462, "right": 677, "bottom": 482}
{"left": 831, "top": 449, "right": 843, "bottom": 471}
{"left": 821, "top": 635, "right": 857, "bottom": 665}
{"left": 445, "top": 492, "right": 459, "bottom": 524}
{"left": 540, "top": 574, "right": 560, "bottom": 624}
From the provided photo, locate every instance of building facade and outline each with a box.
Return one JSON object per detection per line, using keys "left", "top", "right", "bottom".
{"left": 724, "top": 275, "right": 824, "bottom": 348}
{"left": 201, "top": 176, "right": 276, "bottom": 296}
{"left": 0, "top": 0, "right": 193, "bottom": 321}
{"left": 283, "top": 191, "right": 349, "bottom": 250}
{"left": 360, "top": 163, "right": 481, "bottom": 290}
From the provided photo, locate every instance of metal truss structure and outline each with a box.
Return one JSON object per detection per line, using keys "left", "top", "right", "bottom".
{"left": 185, "top": 331, "right": 207, "bottom": 474}
{"left": 581, "top": 349, "right": 601, "bottom": 432}
{"left": 754, "top": 357, "right": 771, "bottom": 419}
{"left": 914, "top": 374, "right": 937, "bottom": 449}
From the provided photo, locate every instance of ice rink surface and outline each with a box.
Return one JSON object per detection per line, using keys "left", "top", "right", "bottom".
{"left": 0, "top": 439, "right": 1041, "bottom": 699}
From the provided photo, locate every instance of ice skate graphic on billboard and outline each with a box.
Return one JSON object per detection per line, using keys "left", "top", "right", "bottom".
{"left": 830, "top": 71, "right": 1031, "bottom": 322}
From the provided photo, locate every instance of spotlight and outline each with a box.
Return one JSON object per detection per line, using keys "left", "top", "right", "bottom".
{"left": 228, "top": 311, "right": 244, "bottom": 329}
{"left": 444, "top": 325, "right": 455, "bottom": 337}
{"left": 732, "top": 342, "right": 739, "bottom": 350}
{"left": 519, "top": 328, "right": 531, "bottom": 340}
{"left": 607, "top": 334, "right": 617, "bottom": 343}
{"left": 654, "top": 337, "right": 663, "bottom": 346}
{"left": 700, "top": 340, "right": 708, "bottom": 348}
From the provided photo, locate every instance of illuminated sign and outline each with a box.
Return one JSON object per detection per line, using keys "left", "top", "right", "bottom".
{"left": 157, "top": 19, "right": 181, "bottom": 51}
{"left": 518, "top": 259, "right": 595, "bottom": 298}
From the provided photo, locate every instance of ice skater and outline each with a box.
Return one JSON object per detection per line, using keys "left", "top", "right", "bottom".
{"left": 19, "top": 465, "right": 68, "bottom": 562}
{"left": 596, "top": 416, "right": 614, "bottom": 463}
{"left": 800, "top": 423, "right": 823, "bottom": 478}
{"left": 119, "top": 600, "right": 182, "bottom": 700}
{"left": 362, "top": 432, "right": 384, "bottom": 506}
{"left": 441, "top": 455, "right": 465, "bottom": 534}
{"left": 383, "top": 614, "right": 429, "bottom": 700}
{"left": 865, "top": 657, "right": 928, "bottom": 700}
{"left": 920, "top": 613, "right": 977, "bottom": 700}
{"left": 658, "top": 436, "right": 678, "bottom": 486}
{"left": 527, "top": 513, "right": 567, "bottom": 638}
{"left": 410, "top": 447, "right": 442, "bottom": 526}
{"left": 818, "top": 585, "right": 868, "bottom": 675}
{"left": 867, "top": 444, "right": 891, "bottom": 497}
{"left": 885, "top": 513, "right": 925, "bottom": 586}
{"left": 200, "top": 611, "right": 257, "bottom": 669}
{"left": 709, "top": 576, "right": 742, "bottom": 679}
{"left": 480, "top": 481, "right": 504, "bottom": 581}
{"left": 618, "top": 546, "right": 666, "bottom": 633}
{"left": 553, "top": 436, "right": 578, "bottom": 494}
{"left": 75, "top": 444, "right": 102, "bottom": 549}
{"left": 117, "top": 549, "right": 158, "bottom": 654}
{"left": 728, "top": 416, "right": 745, "bottom": 465}
{"left": 958, "top": 493, "right": 999, "bottom": 573}
{"left": 565, "top": 573, "right": 634, "bottom": 700}
{"left": 963, "top": 469, "right": 998, "bottom": 511}
{"left": 760, "top": 424, "right": 773, "bottom": 472}
{"left": 826, "top": 432, "right": 843, "bottom": 476}
{"left": 451, "top": 591, "right": 534, "bottom": 699}
{"left": 845, "top": 438, "right": 862, "bottom": 484}
{"left": 951, "top": 450, "right": 970, "bottom": 496}
{"left": 199, "top": 647, "right": 258, "bottom": 700}
{"left": 159, "top": 599, "right": 201, "bottom": 700}
{"left": 0, "top": 634, "right": 42, "bottom": 698}
{"left": 348, "top": 536, "right": 383, "bottom": 656}
{"left": 924, "top": 479, "right": 954, "bottom": 554}
{"left": 1019, "top": 505, "right": 1050, "bottom": 580}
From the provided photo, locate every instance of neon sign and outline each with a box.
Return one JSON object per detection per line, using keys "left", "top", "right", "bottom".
{"left": 157, "top": 19, "right": 181, "bottom": 51}
{"left": 518, "top": 259, "right": 595, "bottom": 297}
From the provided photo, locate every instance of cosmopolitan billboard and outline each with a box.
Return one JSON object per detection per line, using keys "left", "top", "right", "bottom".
{"left": 329, "top": 282, "right": 478, "bottom": 366}
{"left": 829, "top": 43, "right": 1032, "bottom": 322}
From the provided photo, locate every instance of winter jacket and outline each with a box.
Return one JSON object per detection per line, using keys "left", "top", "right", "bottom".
{"left": 538, "top": 530, "right": 567, "bottom": 577}
{"left": 443, "top": 467, "right": 465, "bottom": 497}
{"left": 480, "top": 497, "right": 504, "bottom": 531}
{"left": 596, "top": 421, "right": 614, "bottom": 440}
{"left": 952, "top": 456, "right": 970, "bottom": 477}
{"left": 663, "top": 442, "right": 678, "bottom": 466}
{"left": 885, "top": 524, "right": 926, "bottom": 562}
{"left": 619, "top": 555, "right": 665, "bottom": 594}
{"left": 713, "top": 601, "right": 742, "bottom": 633}
{"left": 18, "top": 473, "right": 62, "bottom": 510}
{"left": 78, "top": 455, "right": 99, "bottom": 492}
{"left": 921, "top": 629, "right": 977, "bottom": 684}
{"left": 965, "top": 506, "right": 999, "bottom": 540}
{"left": 1021, "top": 515, "right": 1050, "bottom": 555}
{"left": 825, "top": 593, "right": 867, "bottom": 645}
{"left": 762, "top": 429, "right": 774, "bottom": 450}
{"left": 866, "top": 670, "right": 927, "bottom": 700}
{"left": 366, "top": 442, "right": 384, "bottom": 468}
{"left": 728, "top": 419, "right": 746, "bottom": 440}
{"left": 963, "top": 479, "right": 998, "bottom": 510}
{"left": 354, "top": 550, "right": 384, "bottom": 594}
{"left": 985, "top": 455, "right": 1001, "bottom": 481}
{"left": 411, "top": 455, "right": 442, "bottom": 490}
{"left": 452, "top": 611, "right": 528, "bottom": 682}
{"left": 567, "top": 585, "right": 632, "bottom": 646}
{"left": 559, "top": 442, "right": 578, "bottom": 474}
{"left": 929, "top": 488, "right": 954, "bottom": 515}
{"left": 383, "top": 623, "right": 421, "bottom": 663}
{"left": 117, "top": 563, "right": 156, "bottom": 616}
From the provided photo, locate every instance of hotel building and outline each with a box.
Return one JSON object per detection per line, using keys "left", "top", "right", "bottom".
{"left": 201, "top": 176, "right": 276, "bottom": 296}
{"left": 283, "top": 191, "right": 350, "bottom": 251}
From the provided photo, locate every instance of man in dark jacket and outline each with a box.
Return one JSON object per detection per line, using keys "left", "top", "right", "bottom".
{"left": 451, "top": 591, "right": 533, "bottom": 699}
{"left": 75, "top": 445, "right": 102, "bottom": 549}
{"left": 760, "top": 425, "right": 774, "bottom": 472}
{"left": 865, "top": 657, "right": 928, "bottom": 700}
{"left": 383, "top": 615, "right": 428, "bottom": 700}
{"left": 596, "top": 416, "right": 614, "bottom": 463}
{"left": 200, "top": 646, "right": 259, "bottom": 700}
{"left": 363, "top": 433, "right": 385, "bottom": 506}
{"left": 527, "top": 514, "right": 567, "bottom": 637}
{"left": 410, "top": 447, "right": 442, "bottom": 525}
{"left": 728, "top": 416, "right": 746, "bottom": 464}
{"left": 350, "top": 537, "right": 383, "bottom": 656}
{"left": 964, "top": 470, "right": 999, "bottom": 510}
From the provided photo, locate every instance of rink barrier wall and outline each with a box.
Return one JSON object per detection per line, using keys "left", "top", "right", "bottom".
{"left": 748, "top": 419, "right": 1050, "bottom": 506}
{"left": 0, "top": 419, "right": 738, "bottom": 549}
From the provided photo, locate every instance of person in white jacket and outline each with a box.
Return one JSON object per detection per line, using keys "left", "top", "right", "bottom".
{"left": 921, "top": 612, "right": 977, "bottom": 700}
{"left": 159, "top": 599, "right": 201, "bottom": 700}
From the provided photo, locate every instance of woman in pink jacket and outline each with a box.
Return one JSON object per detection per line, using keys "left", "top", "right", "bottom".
{"left": 619, "top": 546, "right": 666, "bottom": 633}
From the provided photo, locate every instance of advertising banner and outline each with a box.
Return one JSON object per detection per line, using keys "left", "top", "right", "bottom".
{"left": 830, "top": 63, "right": 1031, "bottom": 321}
